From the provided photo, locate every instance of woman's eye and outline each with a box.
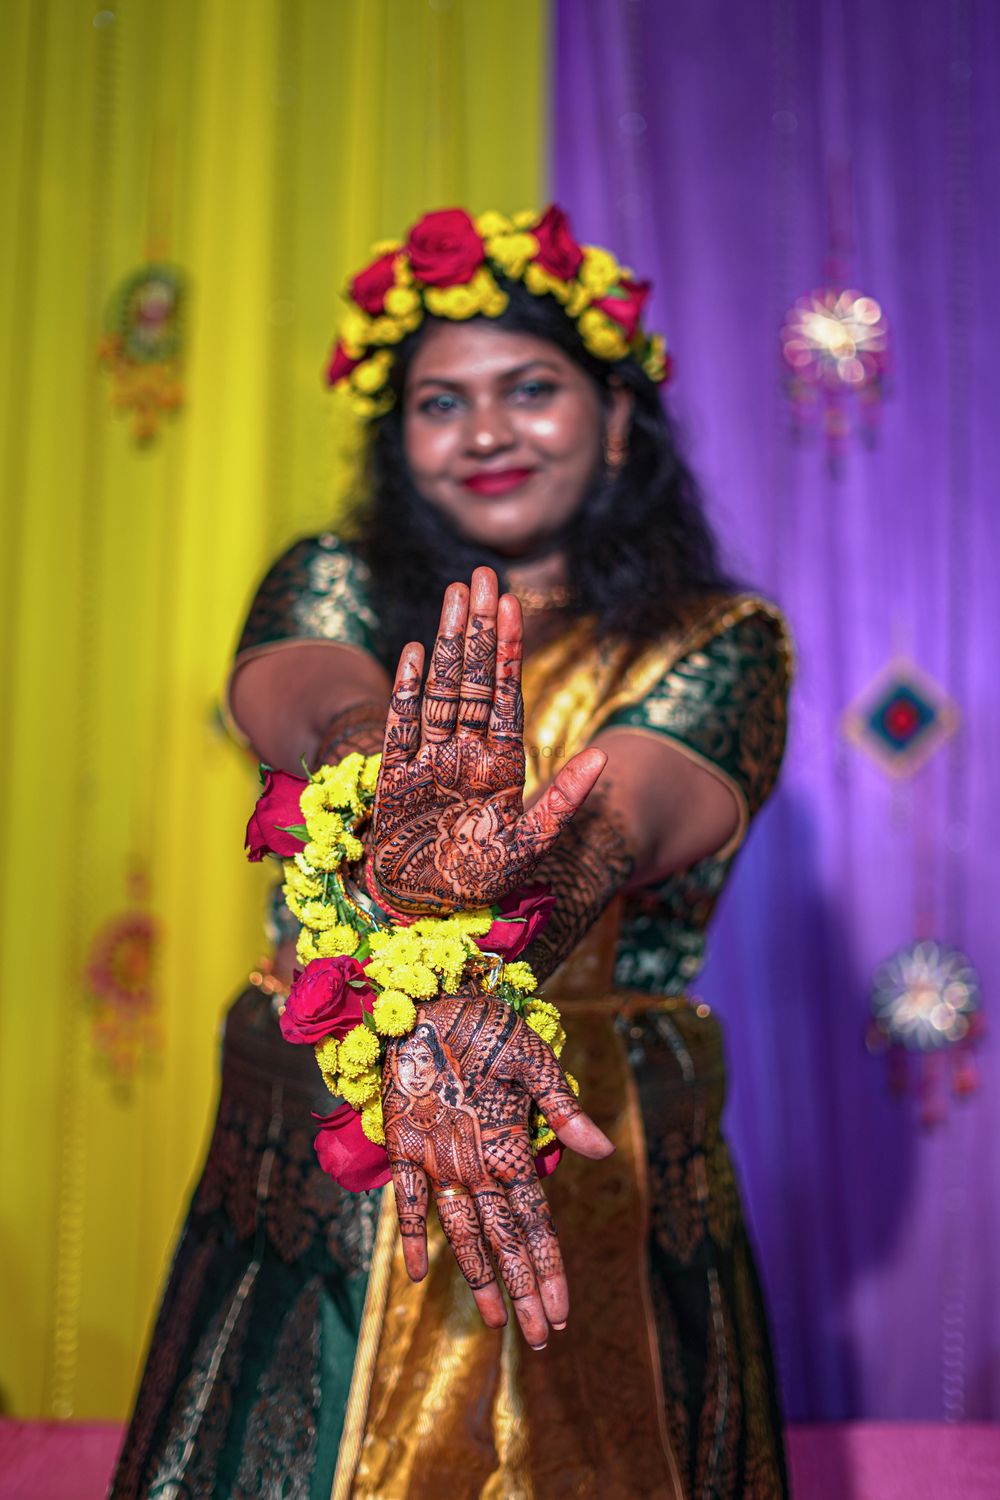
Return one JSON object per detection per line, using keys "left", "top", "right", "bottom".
{"left": 420, "top": 392, "right": 462, "bottom": 416}
{"left": 511, "top": 379, "right": 556, "bottom": 403}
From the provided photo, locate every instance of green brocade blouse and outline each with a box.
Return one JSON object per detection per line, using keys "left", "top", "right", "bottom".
{"left": 235, "top": 533, "right": 792, "bottom": 996}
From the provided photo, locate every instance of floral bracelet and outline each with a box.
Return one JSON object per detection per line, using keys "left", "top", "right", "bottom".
{"left": 245, "top": 752, "right": 573, "bottom": 1188}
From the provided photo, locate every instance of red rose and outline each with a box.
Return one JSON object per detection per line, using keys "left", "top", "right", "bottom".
{"left": 350, "top": 252, "right": 397, "bottom": 316}
{"left": 531, "top": 205, "right": 584, "bottom": 281}
{"left": 325, "top": 341, "right": 363, "bottom": 387}
{"left": 475, "top": 884, "right": 556, "bottom": 961}
{"left": 245, "top": 770, "right": 309, "bottom": 862}
{"left": 593, "top": 277, "right": 651, "bottom": 341}
{"left": 313, "top": 1104, "right": 391, "bottom": 1193}
{"left": 405, "top": 209, "right": 484, "bottom": 286}
{"left": 535, "top": 1140, "right": 563, "bottom": 1179}
{"left": 279, "top": 956, "right": 374, "bottom": 1046}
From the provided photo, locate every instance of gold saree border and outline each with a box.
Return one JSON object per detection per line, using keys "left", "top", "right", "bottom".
{"left": 331, "top": 1184, "right": 397, "bottom": 1500}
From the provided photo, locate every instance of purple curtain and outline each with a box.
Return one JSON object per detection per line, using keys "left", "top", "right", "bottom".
{"left": 554, "top": 0, "right": 1000, "bottom": 1421}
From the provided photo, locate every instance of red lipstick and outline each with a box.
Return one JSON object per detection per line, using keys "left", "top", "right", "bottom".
{"left": 462, "top": 467, "right": 536, "bottom": 497}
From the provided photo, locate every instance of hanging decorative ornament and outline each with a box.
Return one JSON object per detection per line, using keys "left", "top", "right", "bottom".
{"left": 842, "top": 656, "right": 958, "bottom": 777}
{"left": 84, "top": 862, "right": 161, "bottom": 1088}
{"left": 98, "top": 264, "right": 187, "bottom": 445}
{"left": 867, "top": 941, "right": 982, "bottom": 1125}
{"left": 781, "top": 286, "right": 890, "bottom": 460}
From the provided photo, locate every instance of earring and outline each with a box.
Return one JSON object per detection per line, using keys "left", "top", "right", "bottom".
{"left": 604, "top": 431, "right": 628, "bottom": 474}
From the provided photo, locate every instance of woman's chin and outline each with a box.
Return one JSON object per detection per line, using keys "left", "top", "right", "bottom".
{"left": 453, "top": 510, "right": 557, "bottom": 559}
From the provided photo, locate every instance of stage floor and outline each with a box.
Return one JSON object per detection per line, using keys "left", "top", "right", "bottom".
{"left": 1, "top": 1418, "right": 999, "bottom": 1498}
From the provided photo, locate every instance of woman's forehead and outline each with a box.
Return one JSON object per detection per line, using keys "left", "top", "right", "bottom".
{"left": 406, "top": 320, "right": 574, "bottom": 388}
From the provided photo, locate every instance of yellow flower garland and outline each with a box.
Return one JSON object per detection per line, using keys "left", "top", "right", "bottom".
{"left": 280, "top": 751, "right": 566, "bottom": 1153}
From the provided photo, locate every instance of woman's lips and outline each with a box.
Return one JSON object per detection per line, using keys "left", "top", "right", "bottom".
{"left": 461, "top": 467, "right": 536, "bottom": 497}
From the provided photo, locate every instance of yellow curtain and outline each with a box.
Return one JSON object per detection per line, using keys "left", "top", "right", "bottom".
{"left": 0, "top": 0, "right": 548, "bottom": 1421}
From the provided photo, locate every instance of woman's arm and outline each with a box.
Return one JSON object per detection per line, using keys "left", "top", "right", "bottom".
{"left": 522, "top": 728, "right": 740, "bottom": 982}
{"left": 229, "top": 641, "right": 391, "bottom": 770}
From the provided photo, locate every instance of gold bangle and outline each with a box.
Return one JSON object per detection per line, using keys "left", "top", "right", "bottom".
{"left": 435, "top": 1185, "right": 470, "bottom": 1201}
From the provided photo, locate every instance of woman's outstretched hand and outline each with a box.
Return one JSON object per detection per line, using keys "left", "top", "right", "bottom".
{"left": 369, "top": 566, "right": 606, "bottom": 914}
{"left": 382, "top": 993, "right": 613, "bottom": 1347}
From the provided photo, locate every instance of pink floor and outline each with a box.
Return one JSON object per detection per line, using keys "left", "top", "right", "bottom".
{"left": 1, "top": 1419, "right": 998, "bottom": 1498}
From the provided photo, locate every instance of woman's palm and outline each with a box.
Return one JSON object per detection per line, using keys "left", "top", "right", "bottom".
{"left": 370, "top": 568, "right": 604, "bottom": 914}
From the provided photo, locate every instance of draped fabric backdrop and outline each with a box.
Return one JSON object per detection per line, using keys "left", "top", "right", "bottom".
{"left": 0, "top": 0, "right": 547, "bottom": 1420}
{"left": 2, "top": 0, "right": 998, "bottom": 1434}
{"left": 554, "top": 0, "right": 999, "bottom": 1422}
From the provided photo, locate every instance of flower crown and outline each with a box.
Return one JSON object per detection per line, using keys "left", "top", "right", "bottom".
{"left": 325, "top": 205, "right": 671, "bottom": 418}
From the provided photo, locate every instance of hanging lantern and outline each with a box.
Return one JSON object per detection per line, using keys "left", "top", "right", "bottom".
{"left": 781, "top": 286, "right": 890, "bottom": 463}
{"left": 867, "top": 941, "right": 982, "bottom": 1125}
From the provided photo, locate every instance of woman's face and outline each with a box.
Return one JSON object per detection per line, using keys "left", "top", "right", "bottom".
{"left": 396, "top": 1038, "right": 438, "bottom": 1099}
{"left": 402, "top": 320, "right": 629, "bottom": 557}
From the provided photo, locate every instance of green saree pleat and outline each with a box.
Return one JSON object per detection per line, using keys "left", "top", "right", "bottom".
{"left": 109, "top": 988, "right": 380, "bottom": 1499}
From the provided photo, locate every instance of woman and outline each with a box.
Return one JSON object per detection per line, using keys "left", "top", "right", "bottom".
{"left": 111, "top": 206, "right": 791, "bottom": 1499}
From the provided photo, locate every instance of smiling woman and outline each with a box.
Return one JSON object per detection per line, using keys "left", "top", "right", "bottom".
{"left": 401, "top": 323, "right": 630, "bottom": 558}
{"left": 111, "top": 206, "right": 793, "bottom": 1500}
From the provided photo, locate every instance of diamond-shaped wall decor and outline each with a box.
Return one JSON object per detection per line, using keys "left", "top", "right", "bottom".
{"left": 842, "top": 657, "right": 958, "bottom": 777}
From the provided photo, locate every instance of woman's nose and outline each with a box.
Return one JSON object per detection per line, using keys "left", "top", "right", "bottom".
{"left": 466, "top": 401, "right": 515, "bottom": 455}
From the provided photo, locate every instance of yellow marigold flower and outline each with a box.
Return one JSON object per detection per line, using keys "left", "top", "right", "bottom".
{"left": 476, "top": 209, "right": 513, "bottom": 237}
{"left": 351, "top": 355, "right": 393, "bottom": 394}
{"left": 445, "top": 909, "right": 493, "bottom": 936}
{"left": 304, "top": 808, "right": 345, "bottom": 842}
{"left": 524, "top": 262, "right": 572, "bottom": 304}
{"left": 564, "top": 1071, "right": 581, "bottom": 1097}
{"left": 315, "top": 753, "right": 365, "bottom": 803}
{"left": 359, "top": 754, "right": 381, "bottom": 795}
{"left": 384, "top": 285, "right": 420, "bottom": 318}
{"left": 372, "top": 989, "right": 418, "bottom": 1037}
{"left": 282, "top": 885, "right": 306, "bottom": 921}
{"left": 501, "top": 961, "right": 537, "bottom": 992}
{"left": 299, "top": 900, "right": 337, "bottom": 931}
{"left": 338, "top": 1067, "right": 381, "bottom": 1110}
{"left": 302, "top": 840, "right": 338, "bottom": 872}
{"left": 338, "top": 1023, "right": 380, "bottom": 1079}
{"left": 552, "top": 1027, "right": 566, "bottom": 1059}
{"left": 579, "top": 309, "right": 629, "bottom": 361}
{"left": 348, "top": 390, "right": 393, "bottom": 420}
{"left": 315, "top": 924, "right": 359, "bottom": 958}
{"left": 486, "top": 231, "right": 538, "bottom": 280}
{"left": 524, "top": 999, "right": 562, "bottom": 1047}
{"left": 283, "top": 859, "right": 322, "bottom": 897}
{"left": 424, "top": 283, "right": 480, "bottom": 319}
{"left": 643, "top": 333, "right": 668, "bottom": 383}
{"left": 314, "top": 1034, "right": 339, "bottom": 1082}
{"left": 361, "top": 1098, "right": 385, "bottom": 1145}
{"left": 579, "top": 246, "right": 620, "bottom": 296}
{"left": 388, "top": 961, "right": 439, "bottom": 999}
{"left": 299, "top": 782, "right": 327, "bottom": 819}
{"left": 367, "top": 316, "right": 408, "bottom": 347}
{"left": 371, "top": 238, "right": 402, "bottom": 256}
{"left": 565, "top": 282, "right": 592, "bottom": 318}
{"left": 296, "top": 928, "right": 319, "bottom": 966}
{"left": 294, "top": 850, "right": 319, "bottom": 877}
{"left": 340, "top": 306, "right": 372, "bottom": 357}
{"left": 513, "top": 208, "right": 539, "bottom": 229}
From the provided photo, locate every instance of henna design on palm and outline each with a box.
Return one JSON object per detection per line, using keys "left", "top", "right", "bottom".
{"left": 382, "top": 995, "right": 612, "bottom": 1347}
{"left": 369, "top": 568, "right": 607, "bottom": 914}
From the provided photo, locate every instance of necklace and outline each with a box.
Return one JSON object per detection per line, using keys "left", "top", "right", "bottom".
{"left": 508, "top": 582, "right": 574, "bottom": 614}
